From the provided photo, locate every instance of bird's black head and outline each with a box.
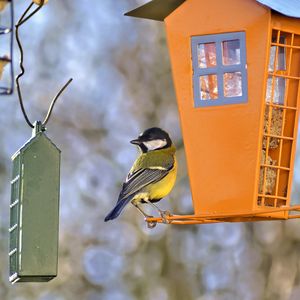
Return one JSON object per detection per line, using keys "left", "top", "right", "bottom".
{"left": 130, "top": 127, "right": 172, "bottom": 153}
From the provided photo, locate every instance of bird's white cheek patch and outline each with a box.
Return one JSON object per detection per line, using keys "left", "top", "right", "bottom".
{"left": 143, "top": 139, "right": 167, "bottom": 151}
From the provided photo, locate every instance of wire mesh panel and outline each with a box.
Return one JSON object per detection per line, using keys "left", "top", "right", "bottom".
{"left": 258, "top": 29, "right": 300, "bottom": 209}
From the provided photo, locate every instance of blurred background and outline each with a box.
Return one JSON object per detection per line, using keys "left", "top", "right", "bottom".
{"left": 0, "top": 0, "right": 300, "bottom": 299}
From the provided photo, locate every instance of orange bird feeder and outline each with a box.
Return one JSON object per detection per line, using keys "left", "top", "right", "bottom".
{"left": 125, "top": 0, "right": 300, "bottom": 225}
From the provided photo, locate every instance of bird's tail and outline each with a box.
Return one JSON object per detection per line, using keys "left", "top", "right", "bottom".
{"left": 104, "top": 197, "right": 132, "bottom": 222}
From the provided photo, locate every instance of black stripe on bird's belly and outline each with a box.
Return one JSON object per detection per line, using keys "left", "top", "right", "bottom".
{"left": 141, "top": 198, "right": 162, "bottom": 204}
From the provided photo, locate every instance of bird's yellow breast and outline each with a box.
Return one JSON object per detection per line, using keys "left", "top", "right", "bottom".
{"left": 146, "top": 158, "right": 177, "bottom": 200}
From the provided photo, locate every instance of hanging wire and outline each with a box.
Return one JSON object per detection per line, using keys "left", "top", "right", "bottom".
{"left": 43, "top": 78, "right": 73, "bottom": 125}
{"left": 15, "top": 0, "right": 72, "bottom": 128}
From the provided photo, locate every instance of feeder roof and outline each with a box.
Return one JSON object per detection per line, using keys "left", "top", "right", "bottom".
{"left": 12, "top": 132, "right": 60, "bottom": 160}
{"left": 125, "top": 0, "right": 300, "bottom": 21}
{"left": 124, "top": 0, "right": 185, "bottom": 21}
{"left": 257, "top": 0, "right": 300, "bottom": 18}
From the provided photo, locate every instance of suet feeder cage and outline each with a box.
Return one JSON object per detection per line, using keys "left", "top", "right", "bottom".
{"left": 126, "top": 0, "right": 300, "bottom": 225}
{"left": 0, "top": 0, "right": 14, "bottom": 95}
{"left": 9, "top": 122, "right": 60, "bottom": 283}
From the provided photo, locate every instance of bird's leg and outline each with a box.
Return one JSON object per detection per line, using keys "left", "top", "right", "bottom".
{"left": 131, "top": 201, "right": 151, "bottom": 218}
{"left": 131, "top": 201, "right": 157, "bottom": 228}
{"left": 143, "top": 199, "right": 172, "bottom": 224}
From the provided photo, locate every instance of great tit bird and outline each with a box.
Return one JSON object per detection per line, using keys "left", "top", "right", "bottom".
{"left": 104, "top": 127, "right": 177, "bottom": 225}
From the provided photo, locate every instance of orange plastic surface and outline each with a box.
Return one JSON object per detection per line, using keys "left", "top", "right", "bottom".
{"left": 256, "top": 27, "right": 300, "bottom": 219}
{"left": 163, "top": 0, "right": 300, "bottom": 224}
{"left": 165, "top": 0, "right": 271, "bottom": 215}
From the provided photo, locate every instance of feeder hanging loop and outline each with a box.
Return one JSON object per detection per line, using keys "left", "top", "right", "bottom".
{"left": 15, "top": 0, "right": 72, "bottom": 129}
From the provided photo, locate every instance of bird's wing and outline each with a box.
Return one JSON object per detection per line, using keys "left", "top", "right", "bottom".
{"left": 118, "top": 166, "right": 172, "bottom": 202}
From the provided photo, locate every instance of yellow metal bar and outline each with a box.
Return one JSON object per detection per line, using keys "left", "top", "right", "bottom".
{"left": 260, "top": 164, "right": 290, "bottom": 171}
{"left": 287, "top": 33, "right": 295, "bottom": 76}
{"left": 267, "top": 103, "right": 297, "bottom": 110}
{"left": 274, "top": 34, "right": 293, "bottom": 205}
{"left": 284, "top": 33, "right": 298, "bottom": 212}
{"left": 276, "top": 34, "right": 292, "bottom": 205}
{"left": 260, "top": 30, "right": 280, "bottom": 204}
{"left": 268, "top": 72, "right": 300, "bottom": 80}
{"left": 263, "top": 133, "right": 294, "bottom": 141}
{"left": 272, "top": 27, "right": 295, "bottom": 34}
{"left": 271, "top": 43, "right": 300, "bottom": 50}
{"left": 257, "top": 194, "right": 287, "bottom": 200}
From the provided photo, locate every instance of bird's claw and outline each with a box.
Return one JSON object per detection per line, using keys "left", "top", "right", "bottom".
{"left": 147, "top": 221, "right": 157, "bottom": 229}
{"left": 160, "top": 210, "right": 172, "bottom": 224}
{"left": 144, "top": 216, "right": 157, "bottom": 229}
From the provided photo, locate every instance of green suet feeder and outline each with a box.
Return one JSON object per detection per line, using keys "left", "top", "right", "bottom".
{"left": 9, "top": 121, "right": 61, "bottom": 283}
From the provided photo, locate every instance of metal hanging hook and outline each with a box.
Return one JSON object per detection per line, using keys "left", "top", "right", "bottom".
{"left": 15, "top": 0, "right": 72, "bottom": 129}
{"left": 42, "top": 78, "right": 73, "bottom": 126}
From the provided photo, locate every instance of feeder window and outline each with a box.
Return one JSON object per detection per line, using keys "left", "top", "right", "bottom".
{"left": 191, "top": 32, "right": 248, "bottom": 107}
{"left": 197, "top": 42, "right": 217, "bottom": 68}
{"left": 222, "top": 40, "right": 241, "bottom": 65}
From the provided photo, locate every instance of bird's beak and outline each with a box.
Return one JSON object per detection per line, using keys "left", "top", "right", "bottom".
{"left": 130, "top": 139, "right": 141, "bottom": 145}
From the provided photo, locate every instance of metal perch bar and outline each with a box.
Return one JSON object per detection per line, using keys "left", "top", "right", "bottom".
{"left": 145, "top": 205, "right": 300, "bottom": 225}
